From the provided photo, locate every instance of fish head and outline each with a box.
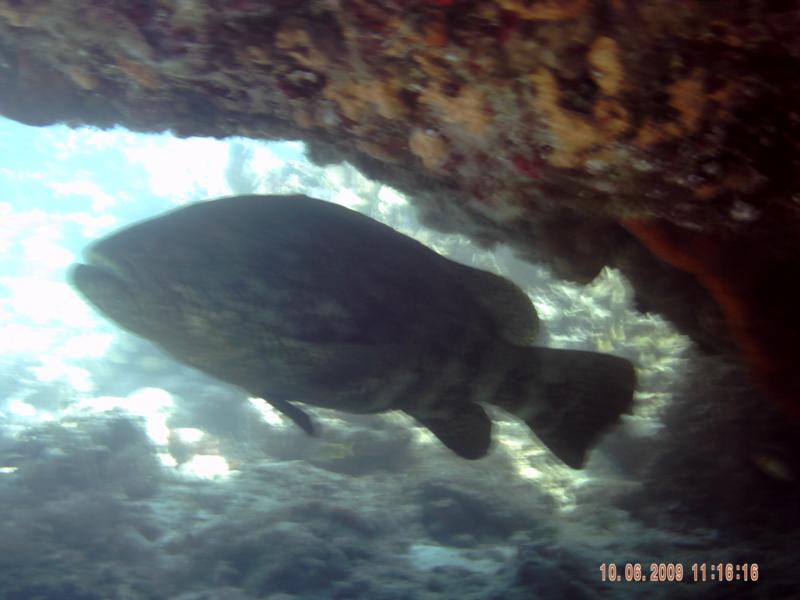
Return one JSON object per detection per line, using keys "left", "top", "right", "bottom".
{"left": 67, "top": 207, "right": 230, "bottom": 344}
{"left": 70, "top": 228, "right": 175, "bottom": 338}
{"left": 68, "top": 199, "right": 285, "bottom": 378}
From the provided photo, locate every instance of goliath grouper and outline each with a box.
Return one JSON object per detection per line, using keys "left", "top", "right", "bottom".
{"left": 70, "top": 195, "right": 635, "bottom": 468}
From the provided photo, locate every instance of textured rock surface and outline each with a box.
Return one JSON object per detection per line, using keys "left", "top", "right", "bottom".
{"left": 1, "top": 0, "right": 799, "bottom": 409}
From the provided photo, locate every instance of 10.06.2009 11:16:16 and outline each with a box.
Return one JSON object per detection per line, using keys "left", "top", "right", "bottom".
{"left": 599, "top": 562, "right": 759, "bottom": 583}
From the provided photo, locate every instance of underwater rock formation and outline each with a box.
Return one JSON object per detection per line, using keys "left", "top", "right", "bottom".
{"left": 1, "top": 1, "right": 799, "bottom": 412}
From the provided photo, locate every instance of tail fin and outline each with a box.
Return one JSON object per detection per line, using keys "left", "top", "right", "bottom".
{"left": 490, "top": 347, "right": 636, "bottom": 468}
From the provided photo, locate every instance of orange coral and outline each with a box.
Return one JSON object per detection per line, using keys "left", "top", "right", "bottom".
{"left": 420, "top": 84, "right": 492, "bottom": 136}
{"left": 275, "top": 26, "right": 329, "bottom": 70}
{"left": 529, "top": 67, "right": 631, "bottom": 168}
{"left": 521, "top": 35, "right": 634, "bottom": 169}
{"left": 323, "top": 78, "right": 407, "bottom": 121}
{"left": 498, "top": 0, "right": 588, "bottom": 21}
{"left": 114, "top": 54, "right": 161, "bottom": 90}
{"left": 65, "top": 65, "right": 99, "bottom": 91}
{"left": 424, "top": 18, "right": 448, "bottom": 48}
{"left": 623, "top": 218, "right": 800, "bottom": 417}
{"left": 635, "top": 69, "right": 707, "bottom": 148}
{"left": 409, "top": 128, "right": 449, "bottom": 170}
{"left": 239, "top": 45, "right": 271, "bottom": 66}
{"left": 588, "top": 36, "right": 625, "bottom": 96}
{"left": 292, "top": 108, "right": 314, "bottom": 128}
{"left": 356, "top": 139, "right": 402, "bottom": 163}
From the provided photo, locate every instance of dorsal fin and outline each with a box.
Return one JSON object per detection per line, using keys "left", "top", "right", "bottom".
{"left": 446, "top": 261, "right": 538, "bottom": 345}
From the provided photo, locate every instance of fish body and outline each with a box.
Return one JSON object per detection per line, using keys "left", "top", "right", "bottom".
{"left": 71, "top": 195, "right": 635, "bottom": 468}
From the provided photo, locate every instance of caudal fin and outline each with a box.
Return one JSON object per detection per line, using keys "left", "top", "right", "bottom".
{"left": 490, "top": 347, "right": 636, "bottom": 469}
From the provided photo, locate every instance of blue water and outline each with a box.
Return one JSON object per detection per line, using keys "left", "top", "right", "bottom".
{"left": 0, "top": 116, "right": 795, "bottom": 600}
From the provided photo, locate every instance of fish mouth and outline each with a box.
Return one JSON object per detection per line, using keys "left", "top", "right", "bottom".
{"left": 69, "top": 247, "right": 139, "bottom": 316}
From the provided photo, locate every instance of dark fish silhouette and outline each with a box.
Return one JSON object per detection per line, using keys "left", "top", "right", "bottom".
{"left": 70, "top": 195, "right": 635, "bottom": 468}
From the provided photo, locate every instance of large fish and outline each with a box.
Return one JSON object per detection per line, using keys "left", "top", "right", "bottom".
{"left": 70, "top": 195, "right": 635, "bottom": 468}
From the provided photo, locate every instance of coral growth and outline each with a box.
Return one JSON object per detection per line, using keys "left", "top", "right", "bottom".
{"left": 624, "top": 218, "right": 800, "bottom": 416}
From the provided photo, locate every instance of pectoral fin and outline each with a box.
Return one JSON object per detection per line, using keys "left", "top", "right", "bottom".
{"left": 264, "top": 397, "right": 315, "bottom": 435}
{"left": 406, "top": 402, "right": 492, "bottom": 460}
